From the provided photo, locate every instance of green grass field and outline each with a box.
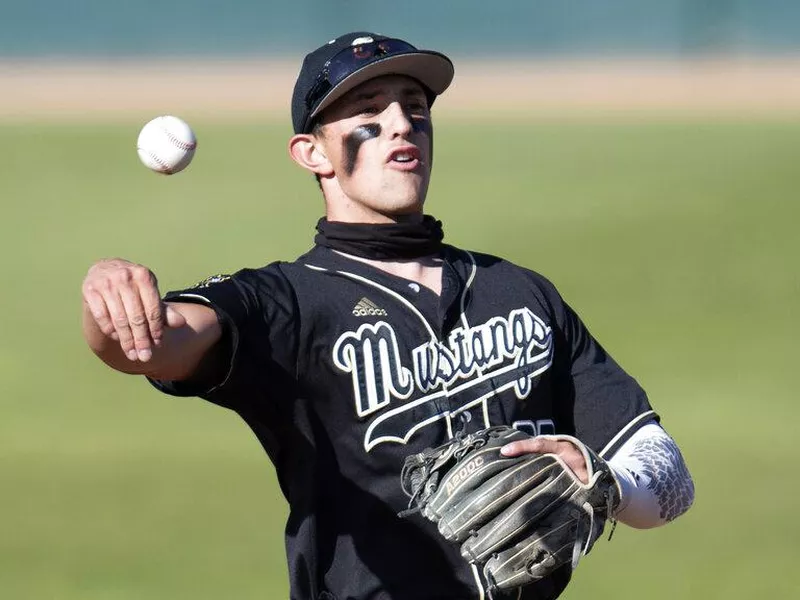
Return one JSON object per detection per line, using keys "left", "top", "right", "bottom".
{"left": 1, "top": 117, "right": 798, "bottom": 599}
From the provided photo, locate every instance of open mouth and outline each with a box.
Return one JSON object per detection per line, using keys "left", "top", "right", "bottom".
{"left": 387, "top": 146, "right": 422, "bottom": 169}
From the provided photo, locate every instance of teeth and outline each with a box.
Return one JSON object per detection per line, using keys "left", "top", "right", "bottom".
{"left": 394, "top": 152, "right": 413, "bottom": 162}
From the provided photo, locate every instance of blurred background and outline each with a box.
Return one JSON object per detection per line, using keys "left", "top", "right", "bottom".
{"left": 3, "top": 0, "right": 800, "bottom": 56}
{"left": 1, "top": 1, "right": 798, "bottom": 599}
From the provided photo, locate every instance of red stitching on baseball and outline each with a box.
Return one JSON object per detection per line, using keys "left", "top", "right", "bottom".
{"left": 139, "top": 146, "right": 175, "bottom": 174}
{"left": 159, "top": 120, "right": 197, "bottom": 151}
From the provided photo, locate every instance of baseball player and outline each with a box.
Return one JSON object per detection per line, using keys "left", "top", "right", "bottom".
{"left": 82, "top": 32, "right": 694, "bottom": 600}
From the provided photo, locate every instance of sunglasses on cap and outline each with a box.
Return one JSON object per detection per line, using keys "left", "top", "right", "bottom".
{"left": 304, "top": 38, "right": 418, "bottom": 112}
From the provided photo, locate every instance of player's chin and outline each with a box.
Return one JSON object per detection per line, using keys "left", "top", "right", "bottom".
{"left": 374, "top": 194, "right": 425, "bottom": 217}
{"left": 384, "top": 188, "right": 428, "bottom": 215}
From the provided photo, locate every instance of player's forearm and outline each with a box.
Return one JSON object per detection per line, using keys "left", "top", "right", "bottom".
{"left": 608, "top": 422, "right": 695, "bottom": 529}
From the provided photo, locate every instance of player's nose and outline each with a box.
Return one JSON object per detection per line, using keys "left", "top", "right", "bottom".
{"left": 383, "top": 102, "right": 413, "bottom": 138}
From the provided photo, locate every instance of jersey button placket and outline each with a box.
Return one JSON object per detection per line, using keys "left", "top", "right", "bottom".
{"left": 437, "top": 261, "right": 467, "bottom": 438}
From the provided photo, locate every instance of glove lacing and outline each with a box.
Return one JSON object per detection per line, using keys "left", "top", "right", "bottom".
{"left": 571, "top": 489, "right": 619, "bottom": 569}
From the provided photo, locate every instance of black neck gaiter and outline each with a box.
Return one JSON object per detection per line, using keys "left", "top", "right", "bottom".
{"left": 314, "top": 215, "right": 444, "bottom": 260}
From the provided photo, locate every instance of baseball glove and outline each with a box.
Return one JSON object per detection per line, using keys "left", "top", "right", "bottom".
{"left": 400, "top": 426, "right": 620, "bottom": 596}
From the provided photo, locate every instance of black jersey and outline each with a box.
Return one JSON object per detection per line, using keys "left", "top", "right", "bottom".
{"left": 151, "top": 244, "right": 656, "bottom": 600}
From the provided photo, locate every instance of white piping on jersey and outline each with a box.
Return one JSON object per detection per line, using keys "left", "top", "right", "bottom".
{"left": 458, "top": 251, "right": 489, "bottom": 420}
{"left": 173, "top": 292, "right": 213, "bottom": 303}
{"left": 599, "top": 409, "right": 658, "bottom": 460}
{"left": 307, "top": 251, "right": 479, "bottom": 340}
{"left": 304, "top": 264, "right": 437, "bottom": 340}
{"left": 459, "top": 250, "right": 478, "bottom": 330}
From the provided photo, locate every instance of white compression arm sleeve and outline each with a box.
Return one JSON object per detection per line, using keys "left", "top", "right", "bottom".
{"left": 607, "top": 421, "right": 694, "bottom": 529}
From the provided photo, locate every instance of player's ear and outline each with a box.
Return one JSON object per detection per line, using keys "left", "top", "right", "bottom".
{"left": 288, "top": 134, "right": 333, "bottom": 177}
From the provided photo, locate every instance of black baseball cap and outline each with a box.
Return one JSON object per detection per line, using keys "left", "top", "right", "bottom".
{"left": 291, "top": 32, "right": 455, "bottom": 134}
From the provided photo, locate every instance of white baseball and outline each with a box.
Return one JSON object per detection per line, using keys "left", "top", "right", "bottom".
{"left": 136, "top": 115, "right": 197, "bottom": 174}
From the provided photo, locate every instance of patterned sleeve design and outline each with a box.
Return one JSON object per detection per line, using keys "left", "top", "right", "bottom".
{"left": 627, "top": 436, "right": 695, "bottom": 522}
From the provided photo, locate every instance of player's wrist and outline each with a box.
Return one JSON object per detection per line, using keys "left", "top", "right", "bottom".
{"left": 607, "top": 462, "right": 634, "bottom": 514}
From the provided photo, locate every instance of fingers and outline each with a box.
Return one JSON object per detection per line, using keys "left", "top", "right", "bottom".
{"left": 500, "top": 438, "right": 545, "bottom": 457}
{"left": 106, "top": 287, "right": 138, "bottom": 361}
{"left": 138, "top": 272, "right": 166, "bottom": 347}
{"left": 86, "top": 283, "right": 134, "bottom": 356}
{"left": 82, "top": 259, "right": 170, "bottom": 362}
{"left": 84, "top": 286, "right": 116, "bottom": 338}
{"left": 501, "top": 437, "right": 590, "bottom": 484}
{"left": 118, "top": 280, "right": 153, "bottom": 361}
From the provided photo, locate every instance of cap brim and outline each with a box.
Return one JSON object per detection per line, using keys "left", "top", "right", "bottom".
{"left": 308, "top": 51, "right": 454, "bottom": 124}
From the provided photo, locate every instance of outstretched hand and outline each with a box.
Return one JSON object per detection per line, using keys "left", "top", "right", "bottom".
{"left": 501, "top": 436, "right": 590, "bottom": 484}
{"left": 82, "top": 259, "right": 186, "bottom": 362}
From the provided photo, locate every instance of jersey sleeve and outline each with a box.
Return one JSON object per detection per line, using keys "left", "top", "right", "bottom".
{"left": 541, "top": 280, "right": 658, "bottom": 456}
{"left": 148, "top": 265, "right": 299, "bottom": 412}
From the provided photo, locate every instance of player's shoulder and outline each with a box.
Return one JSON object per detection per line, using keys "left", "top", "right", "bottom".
{"left": 218, "top": 260, "right": 292, "bottom": 288}
{"left": 181, "top": 260, "right": 300, "bottom": 309}
{"left": 268, "top": 245, "right": 329, "bottom": 278}
{"left": 241, "top": 245, "right": 348, "bottom": 294}
{"left": 218, "top": 245, "right": 357, "bottom": 291}
{"left": 225, "top": 246, "right": 321, "bottom": 281}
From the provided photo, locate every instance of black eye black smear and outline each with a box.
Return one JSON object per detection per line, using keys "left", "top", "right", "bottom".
{"left": 412, "top": 118, "right": 431, "bottom": 136}
{"left": 343, "top": 124, "right": 381, "bottom": 175}
{"left": 414, "top": 118, "right": 433, "bottom": 162}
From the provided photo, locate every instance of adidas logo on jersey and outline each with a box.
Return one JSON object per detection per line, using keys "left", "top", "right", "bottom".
{"left": 352, "top": 297, "right": 387, "bottom": 317}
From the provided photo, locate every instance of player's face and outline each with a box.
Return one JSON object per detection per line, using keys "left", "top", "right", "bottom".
{"left": 315, "top": 75, "right": 433, "bottom": 221}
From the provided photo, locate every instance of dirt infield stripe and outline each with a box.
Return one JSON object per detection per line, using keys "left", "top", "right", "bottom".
{"left": 1, "top": 58, "right": 799, "bottom": 121}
